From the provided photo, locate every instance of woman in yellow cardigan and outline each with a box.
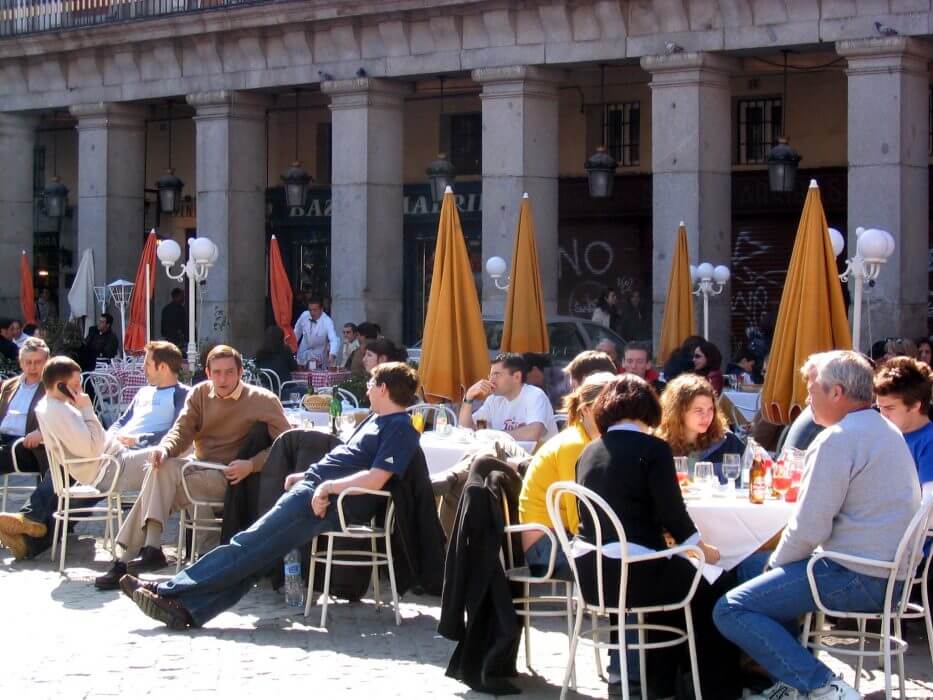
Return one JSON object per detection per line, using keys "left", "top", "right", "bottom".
{"left": 518, "top": 371, "right": 615, "bottom": 578}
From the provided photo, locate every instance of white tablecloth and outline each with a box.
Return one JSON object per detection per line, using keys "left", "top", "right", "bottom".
{"left": 722, "top": 390, "right": 761, "bottom": 421}
{"left": 686, "top": 495, "right": 793, "bottom": 571}
{"left": 420, "top": 432, "right": 477, "bottom": 474}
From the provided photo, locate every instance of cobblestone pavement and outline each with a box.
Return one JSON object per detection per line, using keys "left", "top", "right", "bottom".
{"left": 1, "top": 478, "right": 932, "bottom": 699}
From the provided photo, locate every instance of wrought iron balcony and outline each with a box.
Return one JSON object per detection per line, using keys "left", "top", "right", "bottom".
{"left": 0, "top": 0, "right": 274, "bottom": 37}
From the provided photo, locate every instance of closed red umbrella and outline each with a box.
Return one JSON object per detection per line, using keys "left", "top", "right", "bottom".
{"left": 269, "top": 235, "right": 298, "bottom": 352}
{"left": 123, "top": 230, "right": 158, "bottom": 353}
{"left": 19, "top": 251, "right": 36, "bottom": 326}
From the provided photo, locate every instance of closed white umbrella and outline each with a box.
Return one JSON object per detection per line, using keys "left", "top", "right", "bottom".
{"left": 67, "top": 248, "right": 96, "bottom": 334}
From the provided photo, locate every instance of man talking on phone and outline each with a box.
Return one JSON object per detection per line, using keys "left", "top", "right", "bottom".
{"left": 0, "top": 355, "right": 162, "bottom": 561}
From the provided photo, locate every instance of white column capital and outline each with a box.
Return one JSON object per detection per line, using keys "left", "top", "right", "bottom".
{"left": 837, "top": 37, "right": 932, "bottom": 77}
{"left": 70, "top": 102, "right": 146, "bottom": 131}
{"left": 640, "top": 52, "right": 739, "bottom": 88}
{"left": 0, "top": 112, "right": 37, "bottom": 138}
{"left": 186, "top": 90, "right": 271, "bottom": 121}
{"left": 321, "top": 78, "right": 412, "bottom": 111}
{"left": 471, "top": 65, "right": 564, "bottom": 100}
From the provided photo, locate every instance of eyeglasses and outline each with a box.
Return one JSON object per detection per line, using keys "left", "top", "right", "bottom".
{"left": 692, "top": 353, "right": 704, "bottom": 359}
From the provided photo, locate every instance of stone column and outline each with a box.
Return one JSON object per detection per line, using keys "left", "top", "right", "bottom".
{"left": 322, "top": 78, "right": 410, "bottom": 339}
{"left": 640, "top": 53, "right": 737, "bottom": 357}
{"left": 472, "top": 66, "right": 562, "bottom": 317}
{"left": 0, "top": 113, "right": 36, "bottom": 319}
{"left": 187, "top": 90, "right": 270, "bottom": 356}
{"left": 837, "top": 37, "right": 931, "bottom": 349}
{"left": 70, "top": 102, "right": 146, "bottom": 288}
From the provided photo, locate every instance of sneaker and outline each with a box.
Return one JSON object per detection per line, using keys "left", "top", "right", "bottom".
{"left": 0, "top": 512, "right": 46, "bottom": 538}
{"left": 810, "top": 679, "right": 861, "bottom": 700}
{"left": 0, "top": 528, "right": 27, "bottom": 559}
{"left": 748, "top": 682, "right": 805, "bottom": 700}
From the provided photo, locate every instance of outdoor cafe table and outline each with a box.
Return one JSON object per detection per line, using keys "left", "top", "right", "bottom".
{"left": 685, "top": 492, "right": 794, "bottom": 571}
{"left": 721, "top": 389, "right": 761, "bottom": 422}
{"left": 291, "top": 369, "right": 352, "bottom": 391}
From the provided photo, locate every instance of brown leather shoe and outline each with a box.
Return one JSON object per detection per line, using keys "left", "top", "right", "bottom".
{"left": 132, "top": 588, "right": 194, "bottom": 629}
{"left": 0, "top": 513, "right": 46, "bottom": 539}
{"left": 94, "top": 561, "right": 128, "bottom": 590}
{"left": 126, "top": 546, "right": 168, "bottom": 573}
{"left": 0, "top": 528, "right": 27, "bottom": 559}
{"left": 118, "top": 574, "right": 160, "bottom": 600}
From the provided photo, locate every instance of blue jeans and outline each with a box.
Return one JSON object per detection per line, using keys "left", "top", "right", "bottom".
{"left": 713, "top": 558, "right": 898, "bottom": 692}
{"left": 158, "top": 479, "right": 338, "bottom": 625}
{"left": 523, "top": 534, "right": 572, "bottom": 581}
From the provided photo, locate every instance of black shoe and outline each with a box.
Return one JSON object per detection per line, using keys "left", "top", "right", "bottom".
{"left": 95, "top": 561, "right": 128, "bottom": 590}
{"left": 131, "top": 588, "right": 194, "bottom": 629}
{"left": 118, "top": 573, "right": 160, "bottom": 601}
{"left": 126, "top": 546, "right": 168, "bottom": 573}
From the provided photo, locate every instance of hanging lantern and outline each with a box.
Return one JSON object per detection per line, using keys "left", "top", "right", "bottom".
{"left": 44, "top": 176, "right": 69, "bottom": 218}
{"left": 767, "top": 137, "right": 801, "bottom": 193}
{"left": 426, "top": 153, "right": 456, "bottom": 201}
{"left": 585, "top": 146, "right": 617, "bottom": 198}
{"left": 156, "top": 168, "right": 185, "bottom": 214}
{"left": 281, "top": 161, "right": 312, "bottom": 207}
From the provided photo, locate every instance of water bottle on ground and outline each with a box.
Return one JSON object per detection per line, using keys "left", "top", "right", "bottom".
{"left": 284, "top": 548, "right": 304, "bottom": 608}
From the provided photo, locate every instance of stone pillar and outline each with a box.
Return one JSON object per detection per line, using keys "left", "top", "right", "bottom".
{"left": 187, "top": 90, "right": 270, "bottom": 355}
{"left": 640, "top": 53, "right": 737, "bottom": 357}
{"left": 472, "top": 66, "right": 562, "bottom": 317}
{"left": 837, "top": 37, "right": 930, "bottom": 349}
{"left": 70, "top": 102, "right": 146, "bottom": 288}
{"left": 322, "top": 78, "right": 409, "bottom": 339}
{"left": 0, "top": 113, "right": 36, "bottom": 319}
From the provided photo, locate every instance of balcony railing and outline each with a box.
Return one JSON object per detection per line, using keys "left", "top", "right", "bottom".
{"left": 0, "top": 0, "right": 274, "bottom": 37}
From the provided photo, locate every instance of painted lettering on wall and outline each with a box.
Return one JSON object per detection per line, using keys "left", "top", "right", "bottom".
{"left": 286, "top": 192, "right": 481, "bottom": 218}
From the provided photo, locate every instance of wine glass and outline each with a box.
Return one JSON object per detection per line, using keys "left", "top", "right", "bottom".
{"left": 721, "top": 454, "right": 741, "bottom": 494}
{"left": 694, "top": 461, "right": 714, "bottom": 496}
{"left": 674, "top": 456, "right": 689, "bottom": 488}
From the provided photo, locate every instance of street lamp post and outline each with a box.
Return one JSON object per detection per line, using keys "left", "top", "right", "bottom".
{"left": 157, "top": 236, "right": 218, "bottom": 368}
{"left": 107, "top": 279, "right": 135, "bottom": 360}
{"left": 485, "top": 256, "right": 510, "bottom": 291}
{"left": 690, "top": 262, "right": 730, "bottom": 340}
{"left": 829, "top": 226, "right": 895, "bottom": 352}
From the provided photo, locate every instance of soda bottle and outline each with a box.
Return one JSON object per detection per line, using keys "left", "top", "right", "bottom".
{"left": 749, "top": 453, "right": 767, "bottom": 504}
{"left": 329, "top": 393, "right": 341, "bottom": 436}
{"left": 284, "top": 548, "right": 305, "bottom": 608}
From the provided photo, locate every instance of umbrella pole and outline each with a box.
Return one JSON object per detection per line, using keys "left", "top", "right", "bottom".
{"left": 145, "top": 263, "right": 150, "bottom": 344}
{"left": 852, "top": 273, "right": 863, "bottom": 352}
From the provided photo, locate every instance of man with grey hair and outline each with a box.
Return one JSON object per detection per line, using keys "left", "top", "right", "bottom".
{"left": 714, "top": 350, "right": 920, "bottom": 700}
{"left": 0, "top": 336, "right": 49, "bottom": 477}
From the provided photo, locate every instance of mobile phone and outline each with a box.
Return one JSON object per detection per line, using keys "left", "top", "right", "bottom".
{"left": 57, "top": 382, "right": 75, "bottom": 400}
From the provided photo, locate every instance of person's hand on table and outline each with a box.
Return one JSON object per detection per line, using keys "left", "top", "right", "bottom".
{"left": 698, "top": 541, "right": 720, "bottom": 565}
{"left": 224, "top": 459, "right": 254, "bottom": 485}
{"left": 284, "top": 473, "right": 304, "bottom": 491}
{"left": 23, "top": 430, "right": 42, "bottom": 449}
{"left": 116, "top": 434, "right": 139, "bottom": 447}
{"left": 464, "top": 379, "right": 494, "bottom": 402}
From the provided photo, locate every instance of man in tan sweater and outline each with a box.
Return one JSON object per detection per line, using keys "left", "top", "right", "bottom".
{"left": 96, "top": 345, "right": 290, "bottom": 588}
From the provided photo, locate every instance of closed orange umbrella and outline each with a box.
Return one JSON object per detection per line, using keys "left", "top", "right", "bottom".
{"left": 659, "top": 222, "right": 696, "bottom": 364}
{"left": 501, "top": 193, "right": 549, "bottom": 353}
{"left": 269, "top": 235, "right": 298, "bottom": 352}
{"left": 420, "top": 187, "right": 490, "bottom": 402}
{"left": 761, "top": 180, "right": 851, "bottom": 423}
{"left": 19, "top": 251, "right": 36, "bottom": 326}
{"left": 123, "top": 230, "right": 157, "bottom": 353}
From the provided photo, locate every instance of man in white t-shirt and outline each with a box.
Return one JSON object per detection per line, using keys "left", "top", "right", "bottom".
{"left": 459, "top": 353, "right": 557, "bottom": 442}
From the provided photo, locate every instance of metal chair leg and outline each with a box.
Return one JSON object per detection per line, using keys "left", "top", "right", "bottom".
{"left": 320, "top": 535, "right": 335, "bottom": 628}
{"left": 304, "top": 536, "right": 319, "bottom": 618}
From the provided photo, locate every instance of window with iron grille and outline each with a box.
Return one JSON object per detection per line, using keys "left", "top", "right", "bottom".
{"left": 33, "top": 145, "right": 45, "bottom": 196}
{"left": 736, "top": 97, "right": 782, "bottom": 164}
{"left": 605, "top": 102, "right": 640, "bottom": 166}
{"left": 928, "top": 85, "right": 932, "bottom": 156}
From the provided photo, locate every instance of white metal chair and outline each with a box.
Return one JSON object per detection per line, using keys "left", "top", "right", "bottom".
{"left": 554, "top": 412, "right": 569, "bottom": 432}
{"left": 81, "top": 371, "right": 124, "bottom": 427}
{"left": 406, "top": 402, "right": 457, "bottom": 428}
{"left": 304, "top": 487, "right": 400, "bottom": 627}
{"left": 501, "top": 501, "right": 575, "bottom": 679}
{"left": 280, "top": 379, "right": 308, "bottom": 407}
{"left": 257, "top": 368, "right": 282, "bottom": 396}
{"left": 175, "top": 460, "right": 226, "bottom": 572}
{"left": 899, "top": 526, "right": 933, "bottom": 667}
{"left": 801, "top": 497, "right": 933, "bottom": 700}
{"left": 546, "top": 481, "right": 705, "bottom": 700}
{"left": 41, "top": 427, "right": 124, "bottom": 573}
{"left": 1, "top": 436, "right": 41, "bottom": 511}
{"left": 315, "top": 385, "right": 359, "bottom": 409}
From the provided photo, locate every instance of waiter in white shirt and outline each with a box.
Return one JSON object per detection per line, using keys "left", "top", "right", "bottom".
{"left": 293, "top": 298, "right": 340, "bottom": 369}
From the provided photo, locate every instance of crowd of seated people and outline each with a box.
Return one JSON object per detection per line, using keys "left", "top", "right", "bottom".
{"left": 2, "top": 331, "right": 932, "bottom": 700}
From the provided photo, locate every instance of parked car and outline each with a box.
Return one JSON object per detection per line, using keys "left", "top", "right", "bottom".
{"left": 407, "top": 314, "right": 627, "bottom": 366}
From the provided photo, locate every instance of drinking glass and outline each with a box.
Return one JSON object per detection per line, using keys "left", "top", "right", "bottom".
{"left": 694, "top": 461, "right": 714, "bottom": 495}
{"left": 772, "top": 460, "right": 793, "bottom": 500}
{"left": 674, "top": 456, "right": 689, "bottom": 488}
{"left": 721, "top": 454, "right": 741, "bottom": 493}
{"left": 410, "top": 412, "right": 425, "bottom": 434}
{"left": 338, "top": 414, "right": 356, "bottom": 435}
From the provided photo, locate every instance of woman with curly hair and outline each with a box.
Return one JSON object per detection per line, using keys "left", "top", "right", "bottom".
{"left": 656, "top": 373, "right": 744, "bottom": 483}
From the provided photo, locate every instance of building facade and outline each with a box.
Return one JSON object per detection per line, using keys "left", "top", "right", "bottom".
{"left": 0, "top": 0, "right": 930, "bottom": 358}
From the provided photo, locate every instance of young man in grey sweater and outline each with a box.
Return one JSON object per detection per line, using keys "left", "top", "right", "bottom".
{"left": 714, "top": 350, "right": 921, "bottom": 700}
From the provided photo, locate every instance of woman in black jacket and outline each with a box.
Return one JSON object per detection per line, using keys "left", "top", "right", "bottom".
{"left": 574, "top": 374, "right": 741, "bottom": 699}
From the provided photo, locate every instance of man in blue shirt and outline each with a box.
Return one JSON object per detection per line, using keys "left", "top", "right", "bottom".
{"left": 874, "top": 355, "right": 933, "bottom": 489}
{"left": 122, "top": 361, "right": 421, "bottom": 629}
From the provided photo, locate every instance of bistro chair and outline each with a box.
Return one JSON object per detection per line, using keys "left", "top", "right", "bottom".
{"left": 314, "top": 386, "right": 359, "bottom": 409}
{"left": 546, "top": 481, "right": 705, "bottom": 700}
{"left": 801, "top": 497, "right": 933, "bottom": 700}
{"left": 81, "top": 371, "right": 124, "bottom": 427}
{"left": 175, "top": 461, "right": 226, "bottom": 572}
{"left": 1, "top": 437, "right": 42, "bottom": 512}
{"left": 256, "top": 368, "right": 281, "bottom": 396}
{"left": 304, "top": 487, "right": 400, "bottom": 627}
{"left": 280, "top": 379, "right": 309, "bottom": 407}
